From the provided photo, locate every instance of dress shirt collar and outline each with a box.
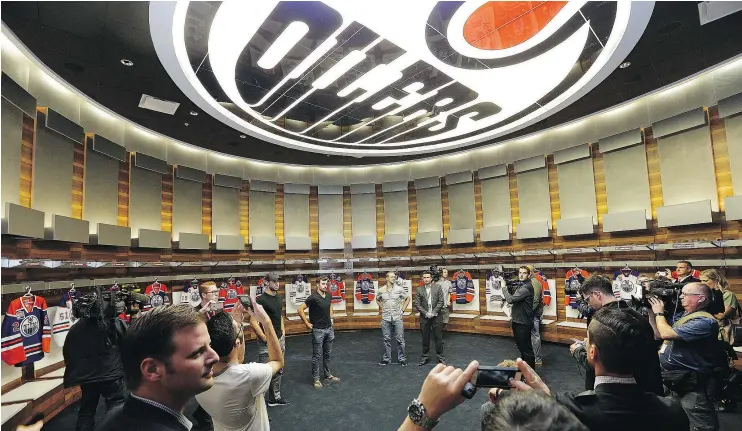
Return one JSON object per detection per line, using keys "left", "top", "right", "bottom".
{"left": 593, "top": 375, "right": 636, "bottom": 389}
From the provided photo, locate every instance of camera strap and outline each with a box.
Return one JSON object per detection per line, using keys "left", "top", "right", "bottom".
{"left": 672, "top": 311, "right": 715, "bottom": 328}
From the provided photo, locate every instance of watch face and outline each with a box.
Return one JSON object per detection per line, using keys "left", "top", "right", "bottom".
{"left": 408, "top": 400, "right": 424, "bottom": 423}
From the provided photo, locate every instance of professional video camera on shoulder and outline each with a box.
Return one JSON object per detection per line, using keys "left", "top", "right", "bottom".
{"left": 72, "top": 285, "right": 150, "bottom": 320}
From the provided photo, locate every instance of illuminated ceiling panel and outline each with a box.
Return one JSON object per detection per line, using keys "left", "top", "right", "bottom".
{"left": 150, "top": 1, "right": 653, "bottom": 156}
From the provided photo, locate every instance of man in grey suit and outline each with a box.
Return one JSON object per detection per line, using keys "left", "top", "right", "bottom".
{"left": 415, "top": 270, "right": 446, "bottom": 366}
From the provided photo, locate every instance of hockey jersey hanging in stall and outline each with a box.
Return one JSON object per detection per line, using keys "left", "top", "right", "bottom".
{"left": 485, "top": 269, "right": 506, "bottom": 313}
{"left": 355, "top": 273, "right": 375, "bottom": 304}
{"left": 531, "top": 268, "right": 552, "bottom": 307}
{"left": 613, "top": 267, "right": 641, "bottom": 300}
{"left": 328, "top": 273, "right": 345, "bottom": 304}
{"left": 565, "top": 268, "right": 589, "bottom": 309}
{"left": 219, "top": 278, "right": 246, "bottom": 313}
{"left": 2, "top": 295, "right": 52, "bottom": 366}
{"left": 288, "top": 275, "right": 311, "bottom": 306}
{"left": 183, "top": 279, "right": 201, "bottom": 307}
{"left": 142, "top": 281, "right": 170, "bottom": 312}
{"left": 51, "top": 288, "right": 80, "bottom": 347}
{"left": 451, "top": 270, "right": 475, "bottom": 304}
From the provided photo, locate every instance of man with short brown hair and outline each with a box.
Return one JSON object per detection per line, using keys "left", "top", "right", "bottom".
{"left": 98, "top": 304, "right": 220, "bottom": 431}
{"left": 298, "top": 276, "right": 339, "bottom": 388}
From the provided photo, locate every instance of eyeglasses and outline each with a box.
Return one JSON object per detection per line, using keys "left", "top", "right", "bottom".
{"left": 679, "top": 292, "right": 702, "bottom": 297}
{"left": 206, "top": 290, "right": 219, "bottom": 295}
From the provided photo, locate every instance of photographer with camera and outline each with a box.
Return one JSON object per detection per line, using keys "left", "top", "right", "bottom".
{"left": 659, "top": 261, "right": 700, "bottom": 284}
{"left": 570, "top": 276, "right": 663, "bottom": 395}
{"left": 502, "top": 266, "right": 536, "bottom": 369}
{"left": 648, "top": 282, "right": 727, "bottom": 431}
{"left": 63, "top": 287, "right": 138, "bottom": 431}
{"left": 486, "top": 308, "right": 689, "bottom": 431}
{"left": 196, "top": 298, "right": 284, "bottom": 431}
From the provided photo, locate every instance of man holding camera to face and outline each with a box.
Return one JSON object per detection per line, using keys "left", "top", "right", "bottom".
{"left": 648, "top": 282, "right": 727, "bottom": 431}
{"left": 196, "top": 299, "right": 285, "bottom": 431}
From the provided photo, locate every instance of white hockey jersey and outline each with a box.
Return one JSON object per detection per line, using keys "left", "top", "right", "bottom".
{"left": 485, "top": 273, "right": 506, "bottom": 313}
{"left": 613, "top": 269, "right": 642, "bottom": 300}
{"left": 288, "top": 275, "right": 311, "bottom": 306}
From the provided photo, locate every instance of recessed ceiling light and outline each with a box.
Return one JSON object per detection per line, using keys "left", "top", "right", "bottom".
{"left": 619, "top": 61, "right": 631, "bottom": 69}
{"left": 239, "top": 134, "right": 246, "bottom": 139}
{"left": 184, "top": 122, "right": 189, "bottom": 126}
{"left": 120, "top": 59, "right": 134, "bottom": 67}
{"left": 190, "top": 110, "right": 199, "bottom": 116}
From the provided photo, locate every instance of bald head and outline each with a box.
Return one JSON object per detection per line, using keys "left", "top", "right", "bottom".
{"left": 681, "top": 282, "right": 711, "bottom": 312}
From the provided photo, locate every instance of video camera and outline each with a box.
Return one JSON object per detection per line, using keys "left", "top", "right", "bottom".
{"left": 72, "top": 286, "right": 149, "bottom": 320}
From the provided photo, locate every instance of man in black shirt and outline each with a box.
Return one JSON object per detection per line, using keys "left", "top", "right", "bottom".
{"left": 298, "top": 276, "right": 339, "bottom": 389}
{"left": 573, "top": 275, "right": 664, "bottom": 395}
{"left": 251, "top": 272, "right": 289, "bottom": 406}
{"left": 502, "top": 266, "right": 535, "bottom": 368}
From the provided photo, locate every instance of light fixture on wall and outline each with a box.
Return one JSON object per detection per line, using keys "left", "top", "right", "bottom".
{"left": 120, "top": 59, "right": 134, "bottom": 67}
{"left": 619, "top": 61, "right": 631, "bottom": 69}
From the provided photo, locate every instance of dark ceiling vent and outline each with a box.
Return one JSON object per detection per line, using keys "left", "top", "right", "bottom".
{"left": 657, "top": 21, "right": 683, "bottom": 35}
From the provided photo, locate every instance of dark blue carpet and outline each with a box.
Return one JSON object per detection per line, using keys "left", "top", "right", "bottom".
{"left": 43, "top": 330, "right": 742, "bottom": 431}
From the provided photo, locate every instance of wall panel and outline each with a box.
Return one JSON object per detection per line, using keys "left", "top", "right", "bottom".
{"left": 725, "top": 114, "right": 742, "bottom": 194}
{"left": 249, "top": 190, "right": 276, "bottom": 238}
{"left": 32, "top": 126, "right": 74, "bottom": 225}
{"left": 83, "top": 145, "right": 120, "bottom": 232}
{"left": 447, "top": 181, "right": 476, "bottom": 230}
{"left": 212, "top": 185, "right": 240, "bottom": 237}
{"left": 172, "top": 177, "right": 202, "bottom": 238}
{"left": 1, "top": 100, "right": 23, "bottom": 216}
{"left": 556, "top": 158, "right": 598, "bottom": 220}
{"left": 657, "top": 126, "right": 719, "bottom": 210}
{"left": 319, "top": 194, "right": 344, "bottom": 237}
{"left": 283, "top": 193, "right": 310, "bottom": 237}
{"left": 602, "top": 144, "right": 652, "bottom": 217}
{"left": 480, "top": 176, "right": 511, "bottom": 227}
{"left": 383, "top": 190, "right": 409, "bottom": 236}
{"left": 129, "top": 166, "right": 163, "bottom": 234}
{"left": 351, "top": 192, "right": 376, "bottom": 236}
{"left": 416, "top": 186, "right": 443, "bottom": 233}
{"left": 516, "top": 168, "right": 551, "bottom": 226}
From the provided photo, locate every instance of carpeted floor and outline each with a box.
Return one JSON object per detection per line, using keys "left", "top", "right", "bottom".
{"left": 43, "top": 329, "right": 742, "bottom": 431}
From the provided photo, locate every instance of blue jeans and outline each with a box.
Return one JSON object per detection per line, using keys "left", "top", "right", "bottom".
{"left": 311, "top": 327, "right": 334, "bottom": 380}
{"left": 531, "top": 315, "right": 542, "bottom": 363}
{"left": 381, "top": 319, "right": 406, "bottom": 362}
{"left": 258, "top": 335, "right": 285, "bottom": 402}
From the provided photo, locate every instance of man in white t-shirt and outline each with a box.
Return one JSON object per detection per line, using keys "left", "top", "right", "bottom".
{"left": 195, "top": 300, "right": 284, "bottom": 431}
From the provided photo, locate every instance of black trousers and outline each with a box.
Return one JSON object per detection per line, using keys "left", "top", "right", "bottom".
{"left": 420, "top": 316, "right": 445, "bottom": 362}
{"left": 77, "top": 378, "right": 125, "bottom": 431}
{"left": 512, "top": 322, "right": 536, "bottom": 369}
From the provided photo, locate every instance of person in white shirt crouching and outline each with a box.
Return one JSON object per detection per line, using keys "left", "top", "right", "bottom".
{"left": 196, "top": 300, "right": 284, "bottom": 431}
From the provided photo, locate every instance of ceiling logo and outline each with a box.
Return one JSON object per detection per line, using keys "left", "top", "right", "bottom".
{"left": 151, "top": 1, "right": 653, "bottom": 156}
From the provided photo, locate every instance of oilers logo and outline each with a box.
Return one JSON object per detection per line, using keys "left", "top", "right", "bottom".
{"left": 569, "top": 278, "right": 582, "bottom": 290}
{"left": 621, "top": 279, "right": 635, "bottom": 294}
{"left": 20, "top": 315, "right": 40, "bottom": 337}
{"left": 189, "top": 289, "right": 201, "bottom": 304}
{"left": 150, "top": 295, "right": 165, "bottom": 307}
{"left": 151, "top": 1, "right": 653, "bottom": 157}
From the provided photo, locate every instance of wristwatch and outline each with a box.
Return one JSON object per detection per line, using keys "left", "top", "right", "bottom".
{"left": 407, "top": 398, "right": 439, "bottom": 429}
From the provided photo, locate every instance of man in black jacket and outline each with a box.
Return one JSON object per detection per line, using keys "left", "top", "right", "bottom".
{"left": 97, "top": 304, "right": 220, "bottom": 431}
{"left": 63, "top": 300, "right": 127, "bottom": 431}
{"left": 486, "top": 308, "right": 689, "bottom": 431}
{"left": 502, "top": 266, "right": 535, "bottom": 368}
{"left": 572, "top": 275, "right": 664, "bottom": 395}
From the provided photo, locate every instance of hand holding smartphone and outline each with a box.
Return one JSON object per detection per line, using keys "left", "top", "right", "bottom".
{"left": 460, "top": 366, "right": 525, "bottom": 399}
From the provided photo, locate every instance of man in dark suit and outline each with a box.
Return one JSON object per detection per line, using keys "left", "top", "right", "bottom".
{"left": 97, "top": 304, "right": 220, "bottom": 431}
{"left": 485, "top": 308, "right": 689, "bottom": 431}
{"left": 415, "top": 270, "right": 445, "bottom": 366}
{"left": 573, "top": 275, "right": 664, "bottom": 395}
